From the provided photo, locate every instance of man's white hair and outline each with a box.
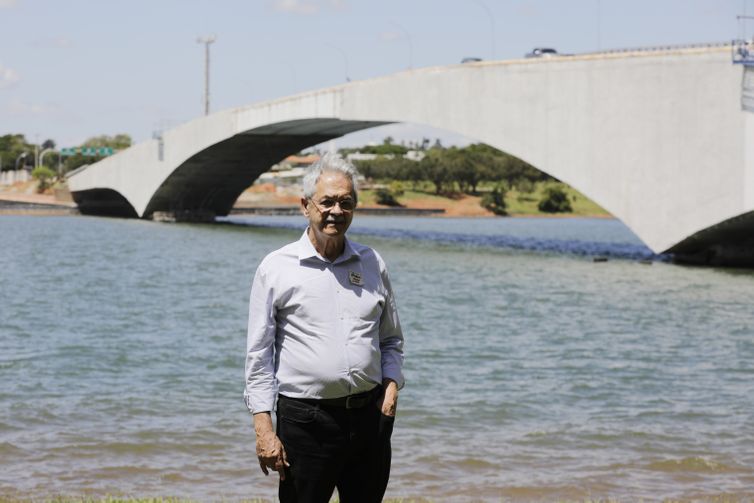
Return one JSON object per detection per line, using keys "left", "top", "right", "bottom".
{"left": 302, "top": 152, "right": 359, "bottom": 203}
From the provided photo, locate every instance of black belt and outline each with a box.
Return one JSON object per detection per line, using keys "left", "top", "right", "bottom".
{"left": 280, "top": 386, "right": 380, "bottom": 409}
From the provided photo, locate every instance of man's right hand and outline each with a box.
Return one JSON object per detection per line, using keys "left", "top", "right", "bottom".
{"left": 253, "top": 412, "right": 289, "bottom": 480}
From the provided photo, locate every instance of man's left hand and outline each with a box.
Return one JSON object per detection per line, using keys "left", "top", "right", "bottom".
{"left": 377, "top": 379, "right": 399, "bottom": 417}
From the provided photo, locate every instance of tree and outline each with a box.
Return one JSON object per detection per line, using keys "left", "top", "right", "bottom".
{"left": 421, "top": 150, "right": 451, "bottom": 195}
{"left": 62, "top": 133, "right": 132, "bottom": 173}
{"left": 538, "top": 185, "right": 573, "bottom": 213}
{"left": 454, "top": 145, "right": 496, "bottom": 194}
{"left": 480, "top": 184, "right": 507, "bottom": 215}
{"left": 32, "top": 166, "right": 56, "bottom": 193}
{"left": 81, "top": 134, "right": 132, "bottom": 150}
{"left": 0, "top": 134, "right": 33, "bottom": 171}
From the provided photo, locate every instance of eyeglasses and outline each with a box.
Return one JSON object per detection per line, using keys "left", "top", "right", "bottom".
{"left": 309, "top": 197, "right": 356, "bottom": 213}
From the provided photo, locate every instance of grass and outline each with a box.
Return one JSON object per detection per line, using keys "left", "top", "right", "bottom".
{"left": 503, "top": 182, "right": 609, "bottom": 217}
{"left": 360, "top": 181, "right": 611, "bottom": 217}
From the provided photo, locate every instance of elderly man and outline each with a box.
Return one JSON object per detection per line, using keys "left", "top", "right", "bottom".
{"left": 244, "top": 153, "right": 405, "bottom": 503}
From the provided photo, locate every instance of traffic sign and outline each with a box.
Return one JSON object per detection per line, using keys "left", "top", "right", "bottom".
{"left": 60, "top": 147, "right": 115, "bottom": 157}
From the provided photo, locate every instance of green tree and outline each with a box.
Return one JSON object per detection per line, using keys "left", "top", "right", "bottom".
{"left": 62, "top": 133, "right": 132, "bottom": 173}
{"left": 81, "top": 134, "right": 132, "bottom": 150}
{"left": 0, "top": 134, "right": 34, "bottom": 171}
{"left": 480, "top": 184, "right": 507, "bottom": 215}
{"left": 421, "top": 150, "right": 451, "bottom": 195}
{"left": 538, "top": 185, "right": 573, "bottom": 213}
{"left": 32, "top": 166, "right": 56, "bottom": 193}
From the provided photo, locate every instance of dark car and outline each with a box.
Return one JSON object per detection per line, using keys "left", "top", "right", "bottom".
{"left": 461, "top": 57, "right": 483, "bottom": 64}
{"left": 525, "top": 47, "right": 559, "bottom": 58}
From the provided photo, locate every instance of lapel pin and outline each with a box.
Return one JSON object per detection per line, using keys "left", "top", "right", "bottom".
{"left": 349, "top": 271, "right": 364, "bottom": 286}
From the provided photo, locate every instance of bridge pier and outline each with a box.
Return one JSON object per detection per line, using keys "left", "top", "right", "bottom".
{"left": 672, "top": 239, "right": 754, "bottom": 267}
{"left": 669, "top": 210, "right": 754, "bottom": 267}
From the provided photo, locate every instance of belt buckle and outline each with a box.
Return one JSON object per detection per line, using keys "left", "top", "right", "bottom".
{"left": 345, "top": 394, "right": 362, "bottom": 409}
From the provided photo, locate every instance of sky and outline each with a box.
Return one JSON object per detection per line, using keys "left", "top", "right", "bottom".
{"left": 0, "top": 0, "right": 751, "bottom": 151}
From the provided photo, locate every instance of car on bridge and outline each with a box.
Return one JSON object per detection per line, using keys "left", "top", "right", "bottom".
{"left": 525, "top": 47, "right": 560, "bottom": 58}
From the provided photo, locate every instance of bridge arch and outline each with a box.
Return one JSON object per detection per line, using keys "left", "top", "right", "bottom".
{"left": 69, "top": 46, "right": 754, "bottom": 261}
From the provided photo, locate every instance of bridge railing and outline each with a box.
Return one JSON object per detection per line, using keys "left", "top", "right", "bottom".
{"left": 582, "top": 41, "right": 731, "bottom": 57}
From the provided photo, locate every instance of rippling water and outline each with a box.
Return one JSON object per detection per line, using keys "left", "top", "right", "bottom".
{"left": 1, "top": 215, "right": 753, "bottom": 501}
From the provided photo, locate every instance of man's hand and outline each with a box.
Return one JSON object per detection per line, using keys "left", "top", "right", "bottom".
{"left": 377, "top": 379, "right": 399, "bottom": 417}
{"left": 253, "top": 412, "right": 289, "bottom": 480}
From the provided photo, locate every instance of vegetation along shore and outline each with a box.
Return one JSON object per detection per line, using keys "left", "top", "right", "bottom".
{"left": 1, "top": 133, "right": 610, "bottom": 218}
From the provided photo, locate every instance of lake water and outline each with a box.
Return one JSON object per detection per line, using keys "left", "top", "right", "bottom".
{"left": 1, "top": 214, "right": 753, "bottom": 502}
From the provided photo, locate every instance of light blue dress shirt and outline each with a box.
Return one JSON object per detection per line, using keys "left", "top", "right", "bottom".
{"left": 244, "top": 230, "right": 405, "bottom": 414}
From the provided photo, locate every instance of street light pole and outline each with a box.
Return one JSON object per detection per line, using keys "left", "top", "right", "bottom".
{"left": 15, "top": 152, "right": 28, "bottom": 171}
{"left": 391, "top": 21, "right": 414, "bottom": 70}
{"left": 39, "top": 148, "right": 55, "bottom": 170}
{"left": 326, "top": 43, "right": 351, "bottom": 82}
{"left": 471, "top": 0, "right": 496, "bottom": 60}
{"left": 197, "top": 35, "right": 216, "bottom": 116}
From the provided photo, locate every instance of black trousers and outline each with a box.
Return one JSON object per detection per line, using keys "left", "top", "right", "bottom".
{"left": 276, "top": 393, "right": 395, "bottom": 503}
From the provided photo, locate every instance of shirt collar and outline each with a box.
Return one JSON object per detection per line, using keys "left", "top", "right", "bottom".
{"left": 297, "top": 228, "right": 360, "bottom": 264}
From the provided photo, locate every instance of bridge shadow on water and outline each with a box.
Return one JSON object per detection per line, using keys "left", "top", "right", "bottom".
{"left": 219, "top": 217, "right": 672, "bottom": 263}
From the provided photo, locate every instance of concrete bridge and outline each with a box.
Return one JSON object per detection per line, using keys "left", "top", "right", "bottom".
{"left": 68, "top": 44, "right": 754, "bottom": 265}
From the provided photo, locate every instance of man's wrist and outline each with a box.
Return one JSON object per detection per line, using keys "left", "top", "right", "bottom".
{"left": 253, "top": 411, "right": 274, "bottom": 436}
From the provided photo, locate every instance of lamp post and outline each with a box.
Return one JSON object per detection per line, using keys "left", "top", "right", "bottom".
{"left": 39, "top": 148, "right": 56, "bottom": 172}
{"left": 15, "top": 152, "right": 28, "bottom": 171}
{"left": 197, "top": 35, "right": 216, "bottom": 116}
{"left": 471, "top": 0, "right": 496, "bottom": 60}
{"left": 391, "top": 21, "right": 414, "bottom": 70}
{"left": 326, "top": 44, "right": 351, "bottom": 82}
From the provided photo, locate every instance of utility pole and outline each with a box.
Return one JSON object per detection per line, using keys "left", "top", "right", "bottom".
{"left": 196, "top": 35, "right": 216, "bottom": 116}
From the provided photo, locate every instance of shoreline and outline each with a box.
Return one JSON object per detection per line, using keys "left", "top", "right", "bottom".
{"left": 0, "top": 204, "right": 614, "bottom": 219}
{"left": 0, "top": 192, "right": 614, "bottom": 220}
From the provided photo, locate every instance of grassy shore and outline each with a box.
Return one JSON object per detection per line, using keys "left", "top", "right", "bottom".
{"left": 357, "top": 182, "right": 610, "bottom": 218}
{"left": 0, "top": 179, "right": 610, "bottom": 219}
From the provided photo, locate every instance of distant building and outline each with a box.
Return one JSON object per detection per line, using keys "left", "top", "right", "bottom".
{"left": 256, "top": 154, "right": 320, "bottom": 188}
{"left": 345, "top": 151, "right": 425, "bottom": 163}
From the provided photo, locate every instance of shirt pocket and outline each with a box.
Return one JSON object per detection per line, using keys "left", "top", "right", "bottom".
{"left": 344, "top": 288, "right": 384, "bottom": 322}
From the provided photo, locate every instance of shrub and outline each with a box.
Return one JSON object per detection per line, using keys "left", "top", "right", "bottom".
{"left": 538, "top": 185, "right": 573, "bottom": 213}
{"left": 388, "top": 180, "right": 405, "bottom": 197}
{"left": 375, "top": 188, "right": 402, "bottom": 207}
{"left": 516, "top": 178, "right": 535, "bottom": 194}
{"left": 32, "top": 166, "right": 57, "bottom": 193}
{"left": 480, "top": 184, "right": 507, "bottom": 215}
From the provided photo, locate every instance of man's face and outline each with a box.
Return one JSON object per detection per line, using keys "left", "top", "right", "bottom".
{"left": 301, "top": 170, "right": 355, "bottom": 239}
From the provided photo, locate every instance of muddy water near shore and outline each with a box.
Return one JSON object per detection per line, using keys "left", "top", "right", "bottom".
{"left": 1, "top": 215, "right": 753, "bottom": 501}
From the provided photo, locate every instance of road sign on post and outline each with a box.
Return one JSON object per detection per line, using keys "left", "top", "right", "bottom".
{"left": 60, "top": 147, "right": 116, "bottom": 157}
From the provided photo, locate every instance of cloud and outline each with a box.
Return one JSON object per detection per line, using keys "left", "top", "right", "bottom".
{"left": 379, "top": 31, "right": 402, "bottom": 42}
{"left": 0, "top": 0, "right": 18, "bottom": 8}
{"left": 271, "top": 0, "right": 347, "bottom": 15}
{"left": 328, "top": 0, "right": 347, "bottom": 10}
{"left": 0, "top": 64, "right": 20, "bottom": 88}
{"left": 272, "top": 0, "right": 319, "bottom": 15}
{"left": 5, "top": 98, "right": 60, "bottom": 116}
{"left": 514, "top": 1, "right": 541, "bottom": 17}
{"left": 30, "top": 36, "right": 74, "bottom": 49}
